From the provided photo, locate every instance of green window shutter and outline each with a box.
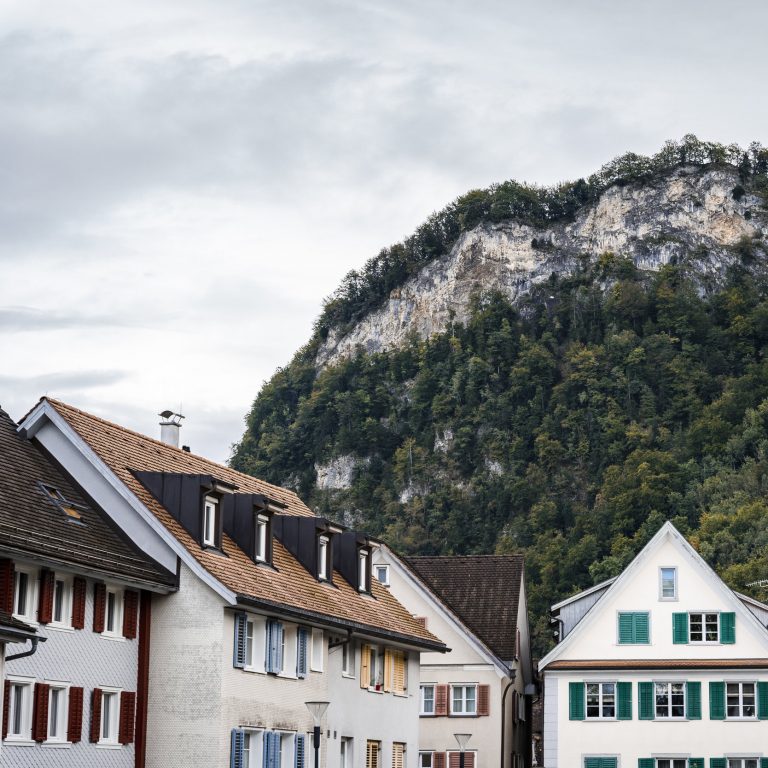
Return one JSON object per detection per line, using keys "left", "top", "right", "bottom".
{"left": 719, "top": 612, "right": 735, "bottom": 644}
{"left": 710, "top": 759, "right": 726, "bottom": 768}
{"left": 569, "top": 682, "right": 585, "bottom": 720}
{"left": 686, "top": 681, "right": 701, "bottom": 719}
{"left": 673, "top": 612, "right": 689, "bottom": 644}
{"left": 709, "top": 681, "right": 725, "bottom": 720}
{"left": 757, "top": 681, "right": 768, "bottom": 719}
{"left": 584, "top": 759, "right": 601, "bottom": 768}
{"left": 616, "top": 681, "right": 632, "bottom": 720}
{"left": 638, "top": 681, "right": 654, "bottom": 720}
{"left": 639, "top": 760, "right": 655, "bottom": 768}
{"left": 618, "top": 612, "right": 634, "bottom": 643}
{"left": 760, "top": 759, "right": 768, "bottom": 768}
{"left": 688, "top": 760, "right": 704, "bottom": 768}
{"left": 634, "top": 612, "right": 650, "bottom": 644}
{"left": 600, "top": 760, "right": 617, "bottom": 768}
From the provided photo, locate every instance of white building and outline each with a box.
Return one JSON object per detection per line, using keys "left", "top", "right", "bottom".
{"left": 539, "top": 521, "right": 768, "bottom": 768}
{"left": 374, "top": 548, "right": 534, "bottom": 768}
{"left": 19, "top": 397, "right": 446, "bottom": 768}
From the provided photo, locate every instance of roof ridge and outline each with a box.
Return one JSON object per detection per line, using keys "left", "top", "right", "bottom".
{"left": 405, "top": 553, "right": 524, "bottom": 560}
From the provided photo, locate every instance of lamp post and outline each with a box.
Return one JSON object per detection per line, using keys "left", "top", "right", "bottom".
{"left": 305, "top": 701, "right": 330, "bottom": 768}
{"left": 454, "top": 733, "right": 472, "bottom": 768}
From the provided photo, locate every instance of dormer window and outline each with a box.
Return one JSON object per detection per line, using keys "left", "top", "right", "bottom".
{"left": 318, "top": 536, "right": 330, "bottom": 581}
{"left": 255, "top": 514, "right": 269, "bottom": 563}
{"left": 358, "top": 548, "right": 370, "bottom": 592}
{"left": 203, "top": 496, "right": 218, "bottom": 548}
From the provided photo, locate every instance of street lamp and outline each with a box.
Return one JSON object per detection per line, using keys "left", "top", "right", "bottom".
{"left": 305, "top": 701, "right": 330, "bottom": 768}
{"left": 454, "top": 733, "right": 472, "bottom": 768}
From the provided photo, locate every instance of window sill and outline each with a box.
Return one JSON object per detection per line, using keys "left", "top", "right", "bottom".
{"left": 448, "top": 713, "right": 478, "bottom": 718}
{"left": 99, "top": 633, "right": 126, "bottom": 642}
{"left": 341, "top": 672, "right": 355, "bottom": 679}
{"left": 276, "top": 672, "right": 298, "bottom": 680}
{"left": 43, "top": 741, "right": 72, "bottom": 748}
{"left": 3, "top": 739, "right": 35, "bottom": 746}
{"left": 13, "top": 616, "right": 38, "bottom": 627}
{"left": 367, "top": 687, "right": 384, "bottom": 694}
{"left": 725, "top": 717, "right": 758, "bottom": 722}
{"left": 96, "top": 742, "right": 122, "bottom": 749}
{"left": 46, "top": 623, "right": 75, "bottom": 633}
{"left": 243, "top": 666, "right": 266, "bottom": 675}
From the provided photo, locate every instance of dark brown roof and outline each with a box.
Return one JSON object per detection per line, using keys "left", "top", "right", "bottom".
{"left": 0, "top": 407, "right": 175, "bottom": 588}
{"left": 46, "top": 399, "right": 444, "bottom": 649}
{"left": 0, "top": 609, "right": 37, "bottom": 636}
{"left": 404, "top": 554, "right": 524, "bottom": 660}
{"left": 545, "top": 659, "right": 768, "bottom": 670}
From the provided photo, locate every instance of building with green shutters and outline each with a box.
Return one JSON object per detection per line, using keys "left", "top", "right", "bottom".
{"left": 538, "top": 522, "right": 768, "bottom": 768}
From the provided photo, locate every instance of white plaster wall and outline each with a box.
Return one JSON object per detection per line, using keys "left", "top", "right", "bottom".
{"left": 561, "top": 537, "right": 768, "bottom": 660}
{"left": 547, "top": 670, "right": 768, "bottom": 766}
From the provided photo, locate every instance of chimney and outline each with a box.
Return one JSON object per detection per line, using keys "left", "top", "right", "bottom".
{"left": 158, "top": 410, "right": 184, "bottom": 448}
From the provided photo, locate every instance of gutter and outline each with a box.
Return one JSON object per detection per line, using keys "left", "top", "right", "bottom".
{"left": 499, "top": 673, "right": 517, "bottom": 768}
{"left": 6, "top": 635, "right": 46, "bottom": 662}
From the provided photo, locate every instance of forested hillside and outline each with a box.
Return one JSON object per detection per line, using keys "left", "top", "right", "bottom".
{"left": 231, "top": 137, "right": 768, "bottom": 652}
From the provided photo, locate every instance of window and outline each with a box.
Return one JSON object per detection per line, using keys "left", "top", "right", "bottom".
{"left": 99, "top": 690, "right": 120, "bottom": 744}
{"left": 104, "top": 587, "right": 123, "bottom": 637}
{"left": 311, "top": 628, "right": 323, "bottom": 672}
{"left": 728, "top": 760, "right": 758, "bottom": 768}
{"left": 656, "top": 761, "right": 686, "bottom": 768}
{"left": 255, "top": 515, "right": 269, "bottom": 562}
{"left": 375, "top": 565, "right": 390, "bottom": 586}
{"left": 358, "top": 550, "right": 369, "bottom": 592}
{"left": 689, "top": 612, "right": 718, "bottom": 642}
{"left": 726, "top": 682, "right": 756, "bottom": 718}
{"left": 617, "top": 612, "right": 650, "bottom": 644}
{"left": 366, "top": 740, "right": 381, "bottom": 768}
{"left": 318, "top": 536, "right": 329, "bottom": 580}
{"left": 586, "top": 682, "right": 615, "bottom": 719}
{"left": 6, "top": 679, "right": 33, "bottom": 740}
{"left": 47, "top": 684, "right": 69, "bottom": 742}
{"left": 420, "top": 754, "right": 433, "bottom": 768}
{"left": 368, "top": 645, "right": 384, "bottom": 690}
{"left": 392, "top": 742, "right": 405, "bottom": 768}
{"left": 243, "top": 730, "right": 263, "bottom": 768}
{"left": 420, "top": 684, "right": 435, "bottom": 715}
{"left": 13, "top": 567, "right": 37, "bottom": 623}
{"left": 451, "top": 684, "right": 477, "bottom": 715}
{"left": 654, "top": 682, "right": 685, "bottom": 718}
{"left": 341, "top": 641, "right": 354, "bottom": 676}
{"left": 203, "top": 496, "right": 218, "bottom": 547}
{"left": 266, "top": 619, "right": 285, "bottom": 674}
{"left": 659, "top": 567, "right": 677, "bottom": 599}
{"left": 341, "top": 738, "right": 353, "bottom": 768}
{"left": 51, "top": 576, "right": 72, "bottom": 627}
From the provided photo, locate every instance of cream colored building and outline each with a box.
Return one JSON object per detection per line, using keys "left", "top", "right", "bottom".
{"left": 374, "top": 549, "right": 534, "bottom": 768}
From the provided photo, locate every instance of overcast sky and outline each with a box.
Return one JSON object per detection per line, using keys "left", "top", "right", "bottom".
{"left": 1, "top": 0, "right": 767, "bottom": 462}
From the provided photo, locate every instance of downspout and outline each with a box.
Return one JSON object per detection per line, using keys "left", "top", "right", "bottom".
{"left": 6, "top": 636, "right": 46, "bottom": 661}
{"left": 499, "top": 670, "right": 516, "bottom": 768}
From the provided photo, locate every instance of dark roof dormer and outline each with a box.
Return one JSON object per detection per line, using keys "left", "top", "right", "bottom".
{"left": 221, "top": 493, "right": 286, "bottom": 567}
{"left": 334, "top": 530, "right": 375, "bottom": 594}
{"left": 273, "top": 515, "right": 342, "bottom": 584}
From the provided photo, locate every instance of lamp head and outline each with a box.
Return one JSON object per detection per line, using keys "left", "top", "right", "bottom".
{"left": 305, "top": 701, "right": 330, "bottom": 726}
{"left": 454, "top": 734, "right": 472, "bottom": 752}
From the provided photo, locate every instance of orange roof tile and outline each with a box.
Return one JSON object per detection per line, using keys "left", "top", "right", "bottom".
{"left": 46, "top": 399, "right": 443, "bottom": 649}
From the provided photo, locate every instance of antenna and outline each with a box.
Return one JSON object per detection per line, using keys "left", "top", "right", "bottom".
{"left": 745, "top": 579, "right": 768, "bottom": 589}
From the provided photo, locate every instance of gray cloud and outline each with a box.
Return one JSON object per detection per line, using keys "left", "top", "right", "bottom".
{"left": 0, "top": 369, "right": 129, "bottom": 391}
{"left": 0, "top": 306, "right": 133, "bottom": 331}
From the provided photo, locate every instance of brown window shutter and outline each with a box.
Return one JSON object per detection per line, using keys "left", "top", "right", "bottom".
{"left": 119, "top": 691, "right": 136, "bottom": 744}
{"left": 0, "top": 559, "right": 14, "bottom": 614}
{"left": 2, "top": 680, "right": 10, "bottom": 740}
{"left": 90, "top": 688, "right": 103, "bottom": 742}
{"left": 93, "top": 583, "right": 106, "bottom": 633}
{"left": 38, "top": 569, "right": 55, "bottom": 624}
{"left": 31, "top": 682, "right": 50, "bottom": 742}
{"left": 435, "top": 683, "right": 449, "bottom": 716}
{"left": 67, "top": 687, "right": 84, "bottom": 743}
{"left": 465, "top": 754, "right": 475, "bottom": 768}
{"left": 72, "top": 576, "right": 87, "bottom": 629}
{"left": 434, "top": 754, "right": 446, "bottom": 768}
{"left": 449, "top": 753, "right": 460, "bottom": 768}
{"left": 123, "top": 590, "right": 139, "bottom": 639}
{"left": 477, "top": 684, "right": 490, "bottom": 716}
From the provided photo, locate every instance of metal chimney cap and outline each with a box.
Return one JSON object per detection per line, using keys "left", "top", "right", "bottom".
{"left": 158, "top": 410, "right": 185, "bottom": 424}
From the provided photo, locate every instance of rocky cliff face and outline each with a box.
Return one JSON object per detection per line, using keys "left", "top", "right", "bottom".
{"left": 316, "top": 166, "right": 766, "bottom": 368}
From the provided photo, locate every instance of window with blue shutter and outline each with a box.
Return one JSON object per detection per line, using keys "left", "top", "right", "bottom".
{"left": 295, "top": 734, "right": 305, "bottom": 768}
{"left": 618, "top": 612, "right": 650, "bottom": 643}
{"left": 231, "top": 728, "right": 245, "bottom": 768}
{"left": 297, "top": 629, "right": 308, "bottom": 678}
{"left": 266, "top": 620, "right": 284, "bottom": 674}
{"left": 265, "top": 732, "right": 283, "bottom": 768}
{"left": 233, "top": 613, "right": 247, "bottom": 669}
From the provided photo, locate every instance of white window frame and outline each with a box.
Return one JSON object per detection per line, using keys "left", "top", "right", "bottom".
{"left": 340, "top": 737, "right": 353, "bottom": 768}
{"left": 97, "top": 687, "right": 121, "bottom": 746}
{"left": 653, "top": 681, "right": 686, "bottom": 719}
{"left": 358, "top": 550, "right": 369, "bottom": 592}
{"left": 656, "top": 760, "right": 687, "bottom": 768}
{"left": 45, "top": 681, "right": 71, "bottom": 744}
{"left": 277, "top": 624, "right": 296, "bottom": 679}
{"left": 374, "top": 565, "right": 390, "bottom": 586}
{"left": 203, "top": 496, "right": 218, "bottom": 547}
{"left": 50, "top": 574, "right": 73, "bottom": 630}
{"left": 688, "top": 611, "right": 719, "bottom": 643}
{"left": 450, "top": 684, "right": 477, "bottom": 716}
{"left": 727, "top": 760, "right": 759, "bottom": 768}
{"left": 311, "top": 628, "right": 324, "bottom": 672}
{"left": 659, "top": 567, "right": 677, "bottom": 600}
{"left": 103, "top": 586, "right": 124, "bottom": 639}
{"left": 726, "top": 681, "right": 757, "bottom": 719}
{"left": 318, "top": 536, "right": 329, "bottom": 581}
{"left": 585, "top": 681, "right": 616, "bottom": 720}
{"left": 13, "top": 566, "right": 38, "bottom": 624}
{"left": 5, "top": 676, "right": 35, "bottom": 743}
{"left": 341, "top": 640, "right": 354, "bottom": 677}
{"left": 278, "top": 730, "right": 295, "bottom": 768}
{"left": 420, "top": 684, "right": 435, "bottom": 715}
{"left": 419, "top": 753, "right": 434, "bottom": 768}
{"left": 245, "top": 615, "right": 267, "bottom": 673}
{"left": 368, "top": 644, "right": 384, "bottom": 690}
{"left": 243, "top": 728, "right": 264, "bottom": 768}
{"left": 255, "top": 515, "right": 268, "bottom": 562}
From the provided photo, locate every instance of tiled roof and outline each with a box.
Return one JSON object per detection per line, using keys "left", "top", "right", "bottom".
{"left": 403, "top": 554, "right": 524, "bottom": 660}
{"left": 0, "top": 608, "right": 37, "bottom": 636}
{"left": 46, "top": 399, "right": 443, "bottom": 649}
{"left": 0, "top": 408, "right": 175, "bottom": 588}
{"left": 545, "top": 659, "right": 768, "bottom": 670}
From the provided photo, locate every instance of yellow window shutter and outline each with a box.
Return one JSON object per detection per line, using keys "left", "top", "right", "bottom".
{"left": 393, "top": 651, "right": 406, "bottom": 694}
{"left": 360, "top": 644, "right": 370, "bottom": 689}
{"left": 392, "top": 743, "right": 404, "bottom": 768}
{"left": 383, "top": 648, "right": 393, "bottom": 692}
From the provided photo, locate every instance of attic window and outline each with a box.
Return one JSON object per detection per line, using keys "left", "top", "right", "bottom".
{"left": 41, "top": 484, "right": 83, "bottom": 522}
{"left": 358, "top": 548, "right": 370, "bottom": 592}
{"left": 202, "top": 496, "right": 218, "bottom": 548}
{"left": 255, "top": 514, "right": 269, "bottom": 563}
{"left": 318, "top": 535, "right": 330, "bottom": 581}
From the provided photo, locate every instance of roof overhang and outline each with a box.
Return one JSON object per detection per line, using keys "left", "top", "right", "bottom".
{"left": 545, "top": 658, "right": 768, "bottom": 671}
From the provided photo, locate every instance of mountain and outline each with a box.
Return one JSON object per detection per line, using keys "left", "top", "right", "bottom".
{"left": 231, "top": 136, "right": 768, "bottom": 652}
